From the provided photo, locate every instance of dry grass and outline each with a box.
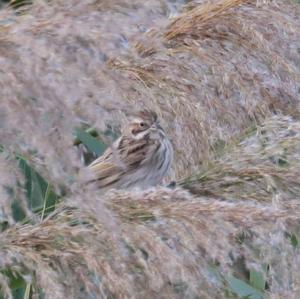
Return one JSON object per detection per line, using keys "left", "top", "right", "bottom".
{"left": 0, "top": 185, "right": 299, "bottom": 298}
{"left": 182, "top": 116, "right": 300, "bottom": 202}
{"left": 0, "top": 0, "right": 299, "bottom": 181}
{"left": 1, "top": 173, "right": 300, "bottom": 298}
{"left": 0, "top": 0, "right": 300, "bottom": 298}
{"left": 164, "top": 0, "right": 247, "bottom": 39}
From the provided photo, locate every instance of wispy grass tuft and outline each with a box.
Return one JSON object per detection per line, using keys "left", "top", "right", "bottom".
{"left": 182, "top": 116, "right": 300, "bottom": 202}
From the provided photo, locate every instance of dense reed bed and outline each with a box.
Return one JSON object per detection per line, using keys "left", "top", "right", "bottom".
{"left": 0, "top": 0, "right": 299, "bottom": 298}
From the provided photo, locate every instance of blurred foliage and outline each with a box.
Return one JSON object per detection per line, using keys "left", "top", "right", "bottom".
{"left": 0, "top": 125, "right": 107, "bottom": 218}
{"left": 0, "top": 269, "right": 26, "bottom": 299}
{"left": 209, "top": 265, "right": 267, "bottom": 299}
{"left": 75, "top": 128, "right": 107, "bottom": 156}
{"left": 0, "top": 123, "right": 288, "bottom": 298}
{"left": 226, "top": 275, "right": 264, "bottom": 299}
{"left": 18, "top": 157, "right": 58, "bottom": 220}
{"left": 286, "top": 232, "right": 299, "bottom": 248}
{"left": 74, "top": 125, "right": 117, "bottom": 165}
{"left": 0, "top": 127, "right": 110, "bottom": 298}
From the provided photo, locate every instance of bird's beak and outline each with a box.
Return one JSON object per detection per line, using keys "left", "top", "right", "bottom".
{"left": 156, "top": 123, "right": 163, "bottom": 131}
{"left": 151, "top": 123, "right": 162, "bottom": 131}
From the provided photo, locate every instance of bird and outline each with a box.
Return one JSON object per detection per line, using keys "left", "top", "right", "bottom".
{"left": 87, "top": 109, "right": 173, "bottom": 190}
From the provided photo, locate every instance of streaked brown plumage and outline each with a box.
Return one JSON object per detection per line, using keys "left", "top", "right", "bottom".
{"left": 88, "top": 110, "right": 173, "bottom": 190}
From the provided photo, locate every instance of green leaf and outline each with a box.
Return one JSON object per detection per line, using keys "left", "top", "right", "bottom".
{"left": 40, "top": 183, "right": 57, "bottom": 221}
{"left": 16, "top": 157, "right": 58, "bottom": 220}
{"left": 104, "top": 127, "right": 119, "bottom": 141}
{"left": 290, "top": 234, "right": 298, "bottom": 248}
{"left": 73, "top": 127, "right": 99, "bottom": 145}
{"left": 285, "top": 232, "right": 299, "bottom": 248}
{"left": 0, "top": 145, "right": 59, "bottom": 222}
{"left": 11, "top": 288, "right": 26, "bottom": 299}
{"left": 207, "top": 265, "right": 223, "bottom": 284}
{"left": 0, "top": 269, "right": 26, "bottom": 299}
{"left": 3, "top": 270, "right": 26, "bottom": 290}
{"left": 226, "top": 275, "right": 264, "bottom": 299}
{"left": 75, "top": 128, "right": 106, "bottom": 155}
{"left": 11, "top": 199, "right": 26, "bottom": 222}
{"left": 0, "top": 221, "right": 9, "bottom": 232}
{"left": 20, "top": 159, "right": 44, "bottom": 210}
{"left": 249, "top": 270, "right": 266, "bottom": 292}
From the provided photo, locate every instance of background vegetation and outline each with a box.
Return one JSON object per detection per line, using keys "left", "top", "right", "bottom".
{"left": 0, "top": 0, "right": 299, "bottom": 298}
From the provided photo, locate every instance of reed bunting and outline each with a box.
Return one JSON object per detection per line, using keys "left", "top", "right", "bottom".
{"left": 88, "top": 110, "right": 173, "bottom": 189}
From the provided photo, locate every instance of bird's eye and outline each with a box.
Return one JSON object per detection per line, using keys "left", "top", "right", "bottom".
{"left": 140, "top": 122, "right": 146, "bottom": 128}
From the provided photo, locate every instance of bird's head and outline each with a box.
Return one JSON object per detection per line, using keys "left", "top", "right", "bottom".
{"left": 127, "top": 110, "right": 165, "bottom": 140}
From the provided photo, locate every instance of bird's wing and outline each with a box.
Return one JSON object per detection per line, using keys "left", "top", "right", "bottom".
{"left": 88, "top": 144, "right": 124, "bottom": 187}
{"left": 88, "top": 136, "right": 155, "bottom": 188}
